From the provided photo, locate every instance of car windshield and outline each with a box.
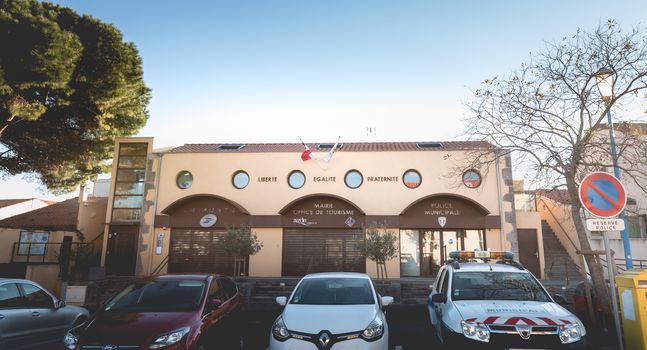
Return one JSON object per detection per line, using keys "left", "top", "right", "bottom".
{"left": 105, "top": 280, "right": 206, "bottom": 312}
{"left": 451, "top": 272, "right": 550, "bottom": 302}
{"left": 290, "top": 277, "right": 375, "bottom": 305}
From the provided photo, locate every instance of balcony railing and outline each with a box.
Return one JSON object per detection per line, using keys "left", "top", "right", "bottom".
{"left": 10, "top": 242, "right": 94, "bottom": 264}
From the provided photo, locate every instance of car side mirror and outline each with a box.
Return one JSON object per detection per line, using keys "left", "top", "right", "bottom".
{"left": 56, "top": 300, "right": 66, "bottom": 309}
{"left": 381, "top": 296, "right": 394, "bottom": 307}
{"left": 431, "top": 293, "right": 446, "bottom": 303}
{"left": 208, "top": 298, "right": 222, "bottom": 310}
{"left": 553, "top": 294, "right": 568, "bottom": 305}
{"left": 276, "top": 296, "right": 287, "bottom": 306}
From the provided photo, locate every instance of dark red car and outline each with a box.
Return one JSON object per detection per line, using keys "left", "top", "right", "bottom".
{"left": 69, "top": 274, "right": 245, "bottom": 350}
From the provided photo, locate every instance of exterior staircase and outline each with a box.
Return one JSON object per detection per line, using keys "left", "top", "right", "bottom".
{"left": 541, "top": 220, "right": 583, "bottom": 284}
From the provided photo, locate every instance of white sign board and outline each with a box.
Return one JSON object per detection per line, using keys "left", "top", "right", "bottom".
{"left": 65, "top": 285, "right": 87, "bottom": 306}
{"left": 586, "top": 218, "right": 625, "bottom": 232}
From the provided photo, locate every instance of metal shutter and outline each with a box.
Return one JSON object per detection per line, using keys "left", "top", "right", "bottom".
{"left": 282, "top": 229, "right": 365, "bottom": 276}
{"left": 169, "top": 229, "right": 243, "bottom": 275}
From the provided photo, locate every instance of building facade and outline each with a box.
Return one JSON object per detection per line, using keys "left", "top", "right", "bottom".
{"left": 100, "top": 137, "right": 536, "bottom": 279}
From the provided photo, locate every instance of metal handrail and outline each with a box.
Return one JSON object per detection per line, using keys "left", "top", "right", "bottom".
{"left": 608, "top": 258, "right": 647, "bottom": 271}
{"left": 538, "top": 197, "right": 580, "bottom": 251}
{"left": 10, "top": 242, "right": 93, "bottom": 264}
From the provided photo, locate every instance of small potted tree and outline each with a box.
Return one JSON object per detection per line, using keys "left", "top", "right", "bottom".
{"left": 356, "top": 222, "right": 398, "bottom": 280}
{"left": 223, "top": 224, "right": 263, "bottom": 278}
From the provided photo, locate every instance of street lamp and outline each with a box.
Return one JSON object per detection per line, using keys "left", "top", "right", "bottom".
{"left": 595, "top": 68, "right": 614, "bottom": 102}
{"left": 594, "top": 67, "right": 633, "bottom": 269}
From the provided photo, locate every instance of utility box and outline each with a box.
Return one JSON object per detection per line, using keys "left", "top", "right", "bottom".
{"left": 65, "top": 285, "right": 87, "bottom": 306}
{"left": 615, "top": 268, "right": 647, "bottom": 350}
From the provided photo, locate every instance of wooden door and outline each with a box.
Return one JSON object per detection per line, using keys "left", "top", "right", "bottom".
{"left": 106, "top": 225, "right": 139, "bottom": 275}
{"left": 518, "top": 229, "right": 541, "bottom": 277}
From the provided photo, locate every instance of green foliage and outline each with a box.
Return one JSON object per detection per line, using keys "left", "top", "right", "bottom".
{"left": 0, "top": 0, "right": 151, "bottom": 192}
{"left": 356, "top": 222, "right": 398, "bottom": 264}
{"left": 71, "top": 244, "right": 96, "bottom": 270}
{"left": 223, "top": 225, "right": 263, "bottom": 258}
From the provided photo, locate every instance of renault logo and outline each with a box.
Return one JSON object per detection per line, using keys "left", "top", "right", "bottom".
{"left": 101, "top": 345, "right": 117, "bottom": 350}
{"left": 516, "top": 325, "right": 532, "bottom": 340}
{"left": 318, "top": 331, "right": 331, "bottom": 348}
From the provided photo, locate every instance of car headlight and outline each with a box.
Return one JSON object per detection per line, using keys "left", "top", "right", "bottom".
{"left": 559, "top": 323, "right": 582, "bottom": 344}
{"left": 63, "top": 331, "right": 78, "bottom": 350}
{"left": 361, "top": 316, "right": 384, "bottom": 341}
{"left": 149, "top": 327, "right": 190, "bottom": 349}
{"left": 461, "top": 320, "right": 490, "bottom": 343}
{"left": 272, "top": 316, "right": 290, "bottom": 341}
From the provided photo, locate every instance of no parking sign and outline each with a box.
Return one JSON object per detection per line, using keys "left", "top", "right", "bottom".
{"left": 578, "top": 172, "right": 627, "bottom": 219}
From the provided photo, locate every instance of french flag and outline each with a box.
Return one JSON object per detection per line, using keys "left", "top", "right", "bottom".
{"left": 300, "top": 139, "right": 313, "bottom": 161}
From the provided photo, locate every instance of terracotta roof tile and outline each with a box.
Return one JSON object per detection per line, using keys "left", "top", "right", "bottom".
{"left": 0, "top": 198, "right": 81, "bottom": 231}
{"left": 0, "top": 199, "right": 32, "bottom": 209}
{"left": 169, "top": 141, "right": 495, "bottom": 153}
{"left": 537, "top": 189, "right": 572, "bottom": 204}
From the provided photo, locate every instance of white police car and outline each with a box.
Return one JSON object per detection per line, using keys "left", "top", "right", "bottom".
{"left": 428, "top": 251, "right": 587, "bottom": 349}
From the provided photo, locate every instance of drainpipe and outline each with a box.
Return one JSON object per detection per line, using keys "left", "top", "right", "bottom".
{"left": 495, "top": 153, "right": 506, "bottom": 250}
{"left": 148, "top": 152, "right": 164, "bottom": 275}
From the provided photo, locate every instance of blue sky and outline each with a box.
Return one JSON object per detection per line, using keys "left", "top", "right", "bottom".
{"left": 2, "top": 0, "right": 646, "bottom": 199}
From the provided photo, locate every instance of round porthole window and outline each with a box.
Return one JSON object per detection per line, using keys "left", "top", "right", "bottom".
{"left": 344, "top": 170, "right": 363, "bottom": 189}
{"left": 288, "top": 170, "right": 306, "bottom": 189}
{"left": 176, "top": 171, "right": 193, "bottom": 189}
{"left": 403, "top": 169, "right": 422, "bottom": 189}
{"left": 232, "top": 171, "right": 250, "bottom": 189}
{"left": 462, "top": 169, "right": 482, "bottom": 188}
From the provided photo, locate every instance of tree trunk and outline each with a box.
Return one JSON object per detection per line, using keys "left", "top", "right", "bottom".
{"left": 0, "top": 114, "right": 17, "bottom": 138}
{"left": 566, "top": 179, "right": 613, "bottom": 318}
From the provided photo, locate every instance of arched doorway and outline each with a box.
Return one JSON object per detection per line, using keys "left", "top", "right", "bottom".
{"left": 279, "top": 194, "right": 366, "bottom": 276}
{"left": 399, "top": 194, "right": 492, "bottom": 277}
{"left": 160, "top": 194, "right": 250, "bottom": 275}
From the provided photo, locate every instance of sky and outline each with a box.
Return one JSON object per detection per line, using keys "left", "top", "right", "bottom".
{"left": 1, "top": 0, "right": 646, "bottom": 200}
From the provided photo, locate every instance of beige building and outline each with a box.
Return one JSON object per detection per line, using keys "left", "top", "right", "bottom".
{"left": 0, "top": 195, "right": 107, "bottom": 295}
{"left": 100, "top": 138, "right": 544, "bottom": 279}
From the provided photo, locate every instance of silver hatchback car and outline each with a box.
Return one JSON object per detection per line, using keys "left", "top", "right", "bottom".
{"left": 0, "top": 278, "right": 89, "bottom": 349}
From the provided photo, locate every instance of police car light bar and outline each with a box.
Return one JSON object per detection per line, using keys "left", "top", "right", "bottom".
{"left": 448, "top": 251, "right": 514, "bottom": 260}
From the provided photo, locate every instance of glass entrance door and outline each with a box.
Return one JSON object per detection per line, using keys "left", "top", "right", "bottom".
{"left": 400, "top": 229, "right": 486, "bottom": 277}
{"left": 400, "top": 230, "right": 420, "bottom": 276}
{"left": 438, "top": 229, "right": 486, "bottom": 263}
{"left": 400, "top": 230, "right": 441, "bottom": 277}
{"left": 421, "top": 231, "right": 441, "bottom": 276}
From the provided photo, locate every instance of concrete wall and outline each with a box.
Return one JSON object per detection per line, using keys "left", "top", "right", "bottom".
{"left": 154, "top": 150, "right": 502, "bottom": 217}
{"left": 26, "top": 265, "right": 63, "bottom": 297}
{"left": 248, "top": 228, "right": 283, "bottom": 277}
{"left": 77, "top": 198, "right": 107, "bottom": 242}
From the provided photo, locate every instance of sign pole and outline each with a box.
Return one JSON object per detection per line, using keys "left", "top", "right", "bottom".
{"left": 606, "top": 109, "right": 633, "bottom": 269}
{"left": 603, "top": 231, "right": 623, "bottom": 350}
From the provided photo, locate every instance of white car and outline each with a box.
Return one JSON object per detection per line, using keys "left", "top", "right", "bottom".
{"left": 428, "top": 251, "right": 587, "bottom": 350}
{"left": 268, "top": 272, "right": 393, "bottom": 350}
